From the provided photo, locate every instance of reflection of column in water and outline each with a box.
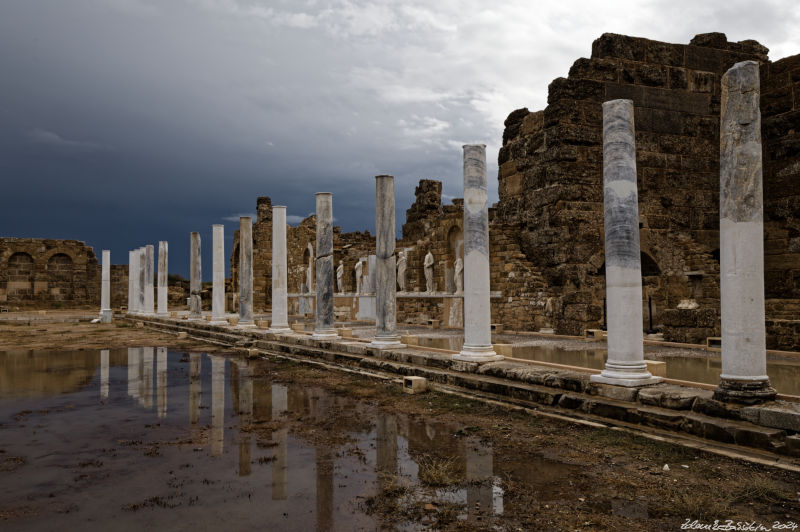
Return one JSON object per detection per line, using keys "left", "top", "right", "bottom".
{"left": 189, "top": 353, "right": 202, "bottom": 425}
{"left": 141, "top": 347, "right": 154, "bottom": 409}
{"left": 376, "top": 414, "right": 398, "bottom": 489}
{"left": 210, "top": 355, "right": 225, "bottom": 456}
{"left": 238, "top": 362, "right": 253, "bottom": 477}
{"left": 230, "top": 362, "right": 240, "bottom": 419}
{"left": 100, "top": 349, "right": 109, "bottom": 399}
{"left": 465, "top": 437, "right": 495, "bottom": 521}
{"left": 315, "top": 447, "right": 334, "bottom": 532}
{"left": 156, "top": 347, "right": 167, "bottom": 419}
{"left": 128, "top": 347, "right": 140, "bottom": 400}
{"left": 272, "top": 384, "right": 288, "bottom": 500}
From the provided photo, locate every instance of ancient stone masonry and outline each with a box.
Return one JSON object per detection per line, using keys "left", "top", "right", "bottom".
{"left": 498, "top": 32, "right": 800, "bottom": 347}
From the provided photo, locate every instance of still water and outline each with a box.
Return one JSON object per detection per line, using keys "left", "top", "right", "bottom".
{"left": 0, "top": 348, "right": 577, "bottom": 530}
{"left": 414, "top": 336, "right": 800, "bottom": 396}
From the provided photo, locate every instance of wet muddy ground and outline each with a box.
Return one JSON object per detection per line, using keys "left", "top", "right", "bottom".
{"left": 1, "top": 318, "right": 799, "bottom": 530}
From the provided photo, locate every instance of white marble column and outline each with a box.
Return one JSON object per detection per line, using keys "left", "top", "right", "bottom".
{"left": 138, "top": 247, "right": 146, "bottom": 316}
{"left": 714, "top": 61, "right": 776, "bottom": 404}
{"left": 454, "top": 145, "right": 502, "bottom": 362}
{"left": 238, "top": 217, "right": 256, "bottom": 327}
{"left": 269, "top": 206, "right": 292, "bottom": 332}
{"left": 312, "top": 193, "right": 338, "bottom": 340}
{"left": 369, "top": 175, "right": 404, "bottom": 349}
{"left": 157, "top": 241, "right": 168, "bottom": 316}
{"left": 591, "top": 99, "right": 660, "bottom": 386}
{"left": 127, "top": 250, "right": 134, "bottom": 314}
{"left": 189, "top": 232, "right": 202, "bottom": 319}
{"left": 144, "top": 244, "right": 155, "bottom": 316}
{"left": 211, "top": 224, "right": 226, "bottom": 324}
{"left": 100, "top": 249, "right": 112, "bottom": 323}
{"left": 131, "top": 249, "right": 140, "bottom": 314}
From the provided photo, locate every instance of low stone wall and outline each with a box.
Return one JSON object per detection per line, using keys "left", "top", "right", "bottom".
{"left": 135, "top": 315, "right": 800, "bottom": 461}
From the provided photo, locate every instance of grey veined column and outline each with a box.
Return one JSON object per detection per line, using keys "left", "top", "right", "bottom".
{"left": 714, "top": 61, "right": 776, "bottom": 404}
{"left": 454, "top": 145, "right": 502, "bottom": 363}
{"left": 591, "top": 99, "right": 660, "bottom": 386}
{"left": 127, "top": 250, "right": 134, "bottom": 314}
{"left": 100, "top": 249, "right": 112, "bottom": 323}
{"left": 210, "top": 224, "right": 227, "bottom": 324}
{"left": 189, "top": 232, "right": 202, "bottom": 320}
{"left": 138, "top": 247, "right": 146, "bottom": 315}
{"left": 311, "top": 193, "right": 338, "bottom": 340}
{"left": 269, "top": 206, "right": 292, "bottom": 332}
{"left": 238, "top": 216, "right": 256, "bottom": 327}
{"left": 144, "top": 244, "right": 155, "bottom": 316}
{"left": 369, "top": 175, "right": 404, "bottom": 349}
{"left": 157, "top": 241, "right": 168, "bottom": 316}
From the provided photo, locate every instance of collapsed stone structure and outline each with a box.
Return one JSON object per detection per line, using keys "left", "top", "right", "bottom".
{"left": 231, "top": 32, "right": 799, "bottom": 351}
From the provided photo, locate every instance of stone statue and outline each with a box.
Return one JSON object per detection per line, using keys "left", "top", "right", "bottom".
{"left": 396, "top": 251, "right": 407, "bottom": 292}
{"left": 336, "top": 260, "right": 344, "bottom": 294}
{"left": 354, "top": 260, "right": 363, "bottom": 295}
{"left": 424, "top": 251, "right": 434, "bottom": 293}
{"left": 454, "top": 256, "right": 463, "bottom": 294}
{"left": 306, "top": 242, "right": 314, "bottom": 291}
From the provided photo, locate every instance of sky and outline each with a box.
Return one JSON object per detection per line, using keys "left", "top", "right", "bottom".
{"left": 1, "top": 0, "right": 798, "bottom": 278}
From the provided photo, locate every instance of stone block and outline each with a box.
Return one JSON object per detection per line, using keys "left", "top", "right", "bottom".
{"left": 740, "top": 402, "right": 800, "bottom": 433}
{"left": 784, "top": 434, "right": 800, "bottom": 457}
{"left": 176, "top": 331, "right": 188, "bottom": 339}
{"left": 645, "top": 360, "right": 666, "bottom": 378}
{"left": 732, "top": 425, "right": 786, "bottom": 452}
{"left": 583, "top": 400, "right": 641, "bottom": 423}
{"left": 638, "top": 406, "right": 685, "bottom": 430}
{"left": 586, "top": 382, "right": 640, "bottom": 402}
{"left": 492, "top": 343, "right": 513, "bottom": 356}
{"left": 558, "top": 394, "right": 585, "bottom": 409}
{"left": 403, "top": 376, "right": 428, "bottom": 394}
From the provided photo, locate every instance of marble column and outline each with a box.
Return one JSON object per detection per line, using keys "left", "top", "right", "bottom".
{"left": 369, "top": 175, "right": 404, "bottom": 349}
{"left": 312, "top": 193, "right": 338, "bottom": 340}
{"left": 269, "top": 206, "right": 292, "bottom": 332}
{"left": 130, "top": 249, "right": 139, "bottom": 314}
{"left": 138, "top": 248, "right": 146, "bottom": 315}
{"left": 100, "top": 249, "right": 112, "bottom": 323}
{"left": 144, "top": 244, "right": 155, "bottom": 316}
{"left": 211, "top": 224, "right": 226, "bottom": 324}
{"left": 454, "top": 145, "right": 502, "bottom": 362}
{"left": 591, "top": 99, "right": 660, "bottom": 386}
{"left": 714, "top": 61, "right": 776, "bottom": 404}
{"left": 157, "top": 241, "right": 168, "bottom": 316}
{"left": 238, "top": 217, "right": 256, "bottom": 327}
{"left": 189, "top": 232, "right": 202, "bottom": 319}
{"left": 127, "top": 250, "right": 134, "bottom": 313}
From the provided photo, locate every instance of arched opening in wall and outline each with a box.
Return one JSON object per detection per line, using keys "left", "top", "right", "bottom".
{"left": 640, "top": 252, "right": 661, "bottom": 277}
{"left": 301, "top": 242, "right": 314, "bottom": 292}
{"left": 7, "top": 252, "right": 34, "bottom": 299}
{"left": 47, "top": 253, "right": 74, "bottom": 301}
{"left": 446, "top": 225, "right": 463, "bottom": 293}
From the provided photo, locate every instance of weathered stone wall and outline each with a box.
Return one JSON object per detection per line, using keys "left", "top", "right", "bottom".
{"left": 0, "top": 238, "right": 100, "bottom": 308}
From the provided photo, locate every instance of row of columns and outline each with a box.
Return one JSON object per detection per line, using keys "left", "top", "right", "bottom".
{"left": 124, "top": 242, "right": 168, "bottom": 317}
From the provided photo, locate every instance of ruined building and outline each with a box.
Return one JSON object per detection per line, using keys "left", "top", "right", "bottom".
{"left": 234, "top": 32, "right": 800, "bottom": 350}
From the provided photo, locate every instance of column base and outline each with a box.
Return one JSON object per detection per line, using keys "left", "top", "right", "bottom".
{"left": 311, "top": 329, "right": 339, "bottom": 340}
{"left": 713, "top": 377, "right": 777, "bottom": 405}
{"left": 368, "top": 335, "right": 405, "bottom": 350}
{"left": 452, "top": 344, "right": 504, "bottom": 363}
{"left": 188, "top": 315, "right": 203, "bottom": 321}
{"left": 100, "top": 309, "right": 112, "bottom": 323}
{"left": 156, "top": 312, "right": 170, "bottom": 318}
{"left": 591, "top": 361, "right": 662, "bottom": 387}
{"left": 268, "top": 326, "right": 293, "bottom": 334}
{"left": 237, "top": 321, "right": 257, "bottom": 329}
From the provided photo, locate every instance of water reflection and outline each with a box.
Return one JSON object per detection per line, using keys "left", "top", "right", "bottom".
{"left": 210, "top": 355, "right": 225, "bottom": 456}
{"left": 100, "top": 349, "right": 109, "bottom": 399}
{"left": 189, "top": 352, "right": 201, "bottom": 425}
{"left": 157, "top": 347, "right": 167, "bottom": 418}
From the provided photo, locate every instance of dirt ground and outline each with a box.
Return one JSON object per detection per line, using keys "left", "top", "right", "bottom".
{"left": 1, "top": 315, "right": 799, "bottom": 530}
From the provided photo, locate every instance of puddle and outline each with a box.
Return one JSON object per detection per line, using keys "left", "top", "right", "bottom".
{"left": 414, "top": 336, "right": 800, "bottom": 395}
{"left": 0, "top": 347, "right": 580, "bottom": 529}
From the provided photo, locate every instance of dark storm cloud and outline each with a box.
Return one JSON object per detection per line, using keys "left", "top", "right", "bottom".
{"left": 0, "top": 0, "right": 797, "bottom": 276}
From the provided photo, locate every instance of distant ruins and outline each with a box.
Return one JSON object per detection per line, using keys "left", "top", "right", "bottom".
{"left": 230, "top": 32, "right": 800, "bottom": 351}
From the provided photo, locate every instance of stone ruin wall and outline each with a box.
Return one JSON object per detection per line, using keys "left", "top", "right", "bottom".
{"left": 497, "top": 32, "right": 800, "bottom": 349}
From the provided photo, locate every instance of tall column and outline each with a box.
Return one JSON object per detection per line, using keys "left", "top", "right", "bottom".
{"left": 714, "top": 61, "right": 776, "bottom": 404}
{"left": 454, "top": 145, "right": 502, "bottom": 362}
{"left": 311, "top": 193, "right": 338, "bottom": 340}
{"left": 269, "top": 206, "right": 291, "bottom": 332}
{"left": 157, "top": 241, "right": 168, "bottom": 316}
{"left": 189, "top": 232, "right": 202, "bottom": 319}
{"left": 591, "top": 99, "right": 660, "bottom": 386}
{"left": 238, "top": 217, "right": 256, "bottom": 327}
{"left": 144, "top": 244, "right": 155, "bottom": 316}
{"left": 138, "top": 248, "right": 146, "bottom": 315}
{"left": 100, "top": 249, "right": 112, "bottom": 323}
{"left": 210, "top": 224, "right": 226, "bottom": 324}
{"left": 127, "top": 250, "right": 134, "bottom": 313}
{"left": 131, "top": 249, "right": 140, "bottom": 314}
{"left": 369, "top": 175, "right": 404, "bottom": 349}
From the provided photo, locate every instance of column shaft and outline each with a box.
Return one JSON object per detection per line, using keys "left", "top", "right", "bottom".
{"left": 312, "top": 193, "right": 337, "bottom": 339}
{"left": 714, "top": 61, "right": 775, "bottom": 403}
{"left": 144, "top": 244, "right": 154, "bottom": 315}
{"left": 591, "top": 99, "right": 659, "bottom": 386}
{"left": 157, "top": 241, "right": 168, "bottom": 316}
{"left": 455, "top": 145, "right": 502, "bottom": 362}
{"left": 269, "top": 206, "right": 291, "bottom": 331}
{"left": 238, "top": 217, "right": 255, "bottom": 326}
{"left": 100, "top": 249, "right": 112, "bottom": 323}
{"left": 127, "top": 250, "right": 134, "bottom": 313}
{"left": 211, "top": 224, "right": 226, "bottom": 323}
{"left": 138, "top": 248, "right": 146, "bottom": 315}
{"left": 369, "top": 175, "right": 403, "bottom": 348}
{"left": 189, "top": 232, "right": 202, "bottom": 319}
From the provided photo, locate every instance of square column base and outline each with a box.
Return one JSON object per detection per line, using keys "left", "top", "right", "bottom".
{"left": 209, "top": 320, "right": 228, "bottom": 325}
{"left": 311, "top": 329, "right": 339, "bottom": 340}
{"left": 590, "top": 373, "right": 663, "bottom": 387}
{"left": 237, "top": 321, "right": 257, "bottom": 329}
{"left": 713, "top": 378, "right": 776, "bottom": 405}
{"left": 368, "top": 335, "right": 406, "bottom": 350}
{"left": 100, "top": 309, "right": 112, "bottom": 324}
{"left": 452, "top": 344, "right": 503, "bottom": 363}
{"left": 268, "top": 327, "right": 294, "bottom": 334}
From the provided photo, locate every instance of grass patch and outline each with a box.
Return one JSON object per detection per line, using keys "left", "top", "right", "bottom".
{"left": 417, "top": 454, "right": 459, "bottom": 487}
{"left": 728, "top": 475, "right": 792, "bottom": 505}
